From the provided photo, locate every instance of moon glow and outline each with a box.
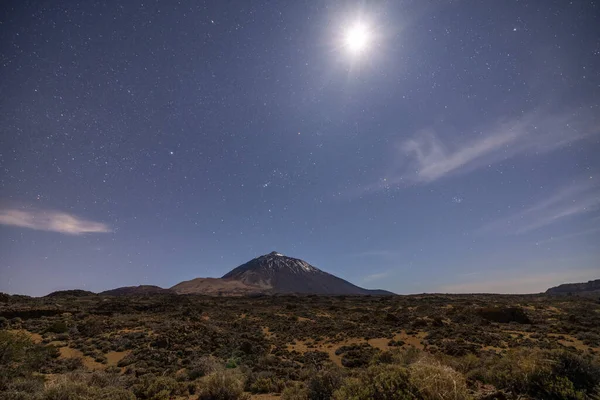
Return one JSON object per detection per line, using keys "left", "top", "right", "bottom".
{"left": 344, "top": 22, "right": 370, "bottom": 54}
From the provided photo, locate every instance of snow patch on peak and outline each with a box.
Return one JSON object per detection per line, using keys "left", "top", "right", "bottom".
{"left": 300, "top": 262, "right": 313, "bottom": 272}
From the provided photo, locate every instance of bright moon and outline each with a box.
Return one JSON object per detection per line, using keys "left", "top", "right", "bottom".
{"left": 345, "top": 23, "right": 370, "bottom": 53}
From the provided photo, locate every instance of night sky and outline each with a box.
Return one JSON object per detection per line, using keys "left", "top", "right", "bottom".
{"left": 1, "top": 1, "right": 599, "bottom": 296}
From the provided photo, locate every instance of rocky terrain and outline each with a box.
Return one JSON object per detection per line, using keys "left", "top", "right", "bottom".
{"left": 1, "top": 291, "right": 599, "bottom": 399}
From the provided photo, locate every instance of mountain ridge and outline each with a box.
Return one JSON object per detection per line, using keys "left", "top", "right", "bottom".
{"left": 39, "top": 252, "right": 394, "bottom": 297}
{"left": 546, "top": 279, "right": 600, "bottom": 296}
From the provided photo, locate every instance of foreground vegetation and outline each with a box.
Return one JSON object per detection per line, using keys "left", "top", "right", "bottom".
{"left": 1, "top": 292, "right": 599, "bottom": 399}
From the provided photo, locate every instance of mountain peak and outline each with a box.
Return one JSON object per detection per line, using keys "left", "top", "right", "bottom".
{"left": 170, "top": 252, "right": 394, "bottom": 296}
{"left": 220, "top": 252, "right": 394, "bottom": 295}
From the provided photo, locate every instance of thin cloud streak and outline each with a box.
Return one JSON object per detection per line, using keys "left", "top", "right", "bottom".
{"left": 481, "top": 179, "right": 600, "bottom": 234}
{"left": 535, "top": 226, "right": 600, "bottom": 245}
{"left": 401, "top": 127, "right": 520, "bottom": 183}
{"left": 351, "top": 250, "right": 401, "bottom": 258}
{"left": 362, "top": 109, "right": 598, "bottom": 192}
{"left": 0, "top": 208, "right": 111, "bottom": 235}
{"left": 362, "top": 271, "right": 390, "bottom": 283}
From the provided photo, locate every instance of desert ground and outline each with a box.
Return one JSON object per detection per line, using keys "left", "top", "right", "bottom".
{"left": 1, "top": 292, "right": 599, "bottom": 399}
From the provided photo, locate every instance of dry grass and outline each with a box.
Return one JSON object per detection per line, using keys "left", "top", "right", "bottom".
{"left": 409, "top": 357, "right": 470, "bottom": 400}
{"left": 8, "top": 329, "right": 43, "bottom": 343}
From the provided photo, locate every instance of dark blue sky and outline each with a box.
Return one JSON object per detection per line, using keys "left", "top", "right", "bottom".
{"left": 1, "top": 0, "right": 599, "bottom": 296}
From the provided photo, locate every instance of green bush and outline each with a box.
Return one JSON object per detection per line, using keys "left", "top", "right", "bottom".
{"left": 388, "top": 339, "right": 405, "bottom": 347}
{"left": 335, "top": 344, "right": 377, "bottom": 368}
{"left": 0, "top": 331, "right": 59, "bottom": 388}
{"left": 551, "top": 350, "right": 600, "bottom": 393}
{"left": 307, "top": 366, "right": 345, "bottom": 400}
{"left": 480, "top": 348, "right": 599, "bottom": 400}
{"left": 333, "top": 364, "right": 416, "bottom": 400}
{"left": 45, "top": 321, "right": 68, "bottom": 334}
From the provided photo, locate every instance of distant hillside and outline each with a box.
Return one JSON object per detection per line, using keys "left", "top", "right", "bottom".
{"left": 45, "top": 290, "right": 96, "bottom": 298}
{"left": 546, "top": 279, "right": 600, "bottom": 296}
{"left": 171, "top": 277, "right": 268, "bottom": 296}
{"left": 100, "top": 285, "right": 174, "bottom": 296}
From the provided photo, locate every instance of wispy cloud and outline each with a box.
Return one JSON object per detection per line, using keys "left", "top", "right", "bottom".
{"left": 481, "top": 179, "right": 600, "bottom": 234}
{"left": 535, "top": 226, "right": 600, "bottom": 245}
{"left": 352, "top": 250, "right": 401, "bottom": 258}
{"left": 362, "top": 271, "right": 390, "bottom": 283}
{"left": 439, "top": 269, "right": 599, "bottom": 294}
{"left": 399, "top": 126, "right": 520, "bottom": 183}
{"left": 364, "top": 109, "right": 598, "bottom": 190}
{"left": 0, "top": 208, "right": 111, "bottom": 235}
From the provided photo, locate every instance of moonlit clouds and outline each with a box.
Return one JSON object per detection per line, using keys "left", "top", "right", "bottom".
{"left": 0, "top": 208, "right": 111, "bottom": 235}
{"left": 367, "top": 109, "right": 599, "bottom": 189}
{"left": 481, "top": 179, "right": 600, "bottom": 235}
{"left": 361, "top": 271, "right": 390, "bottom": 283}
{"left": 400, "top": 127, "right": 520, "bottom": 183}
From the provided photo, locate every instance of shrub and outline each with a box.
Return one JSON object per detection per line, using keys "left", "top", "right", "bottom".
{"left": 0, "top": 331, "right": 32, "bottom": 366}
{"left": 550, "top": 350, "right": 600, "bottom": 393}
{"left": 88, "top": 370, "right": 121, "bottom": 388}
{"left": 1, "top": 377, "right": 45, "bottom": 399}
{"left": 41, "top": 381, "right": 95, "bottom": 400}
{"left": 335, "top": 344, "right": 377, "bottom": 368}
{"left": 249, "top": 372, "right": 285, "bottom": 393}
{"left": 45, "top": 321, "right": 68, "bottom": 334}
{"left": 333, "top": 364, "right": 416, "bottom": 400}
{"left": 479, "top": 348, "right": 599, "bottom": 399}
{"left": 6, "top": 378, "right": 45, "bottom": 394}
{"left": 307, "top": 366, "right": 345, "bottom": 400}
{"left": 61, "top": 357, "right": 83, "bottom": 372}
{"left": 226, "top": 357, "right": 240, "bottom": 369}
{"left": 197, "top": 370, "right": 250, "bottom": 400}
{"left": 0, "top": 391, "right": 38, "bottom": 400}
{"left": 133, "top": 375, "right": 181, "bottom": 400}
{"left": 187, "top": 355, "right": 221, "bottom": 380}
{"left": 1, "top": 331, "right": 59, "bottom": 382}
{"left": 96, "top": 387, "right": 135, "bottom": 400}
{"left": 377, "top": 347, "right": 423, "bottom": 367}
{"left": 409, "top": 358, "right": 470, "bottom": 400}
{"left": 40, "top": 377, "right": 135, "bottom": 400}
{"left": 388, "top": 339, "right": 405, "bottom": 347}
{"left": 476, "top": 307, "right": 531, "bottom": 324}
{"left": 281, "top": 382, "right": 309, "bottom": 400}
